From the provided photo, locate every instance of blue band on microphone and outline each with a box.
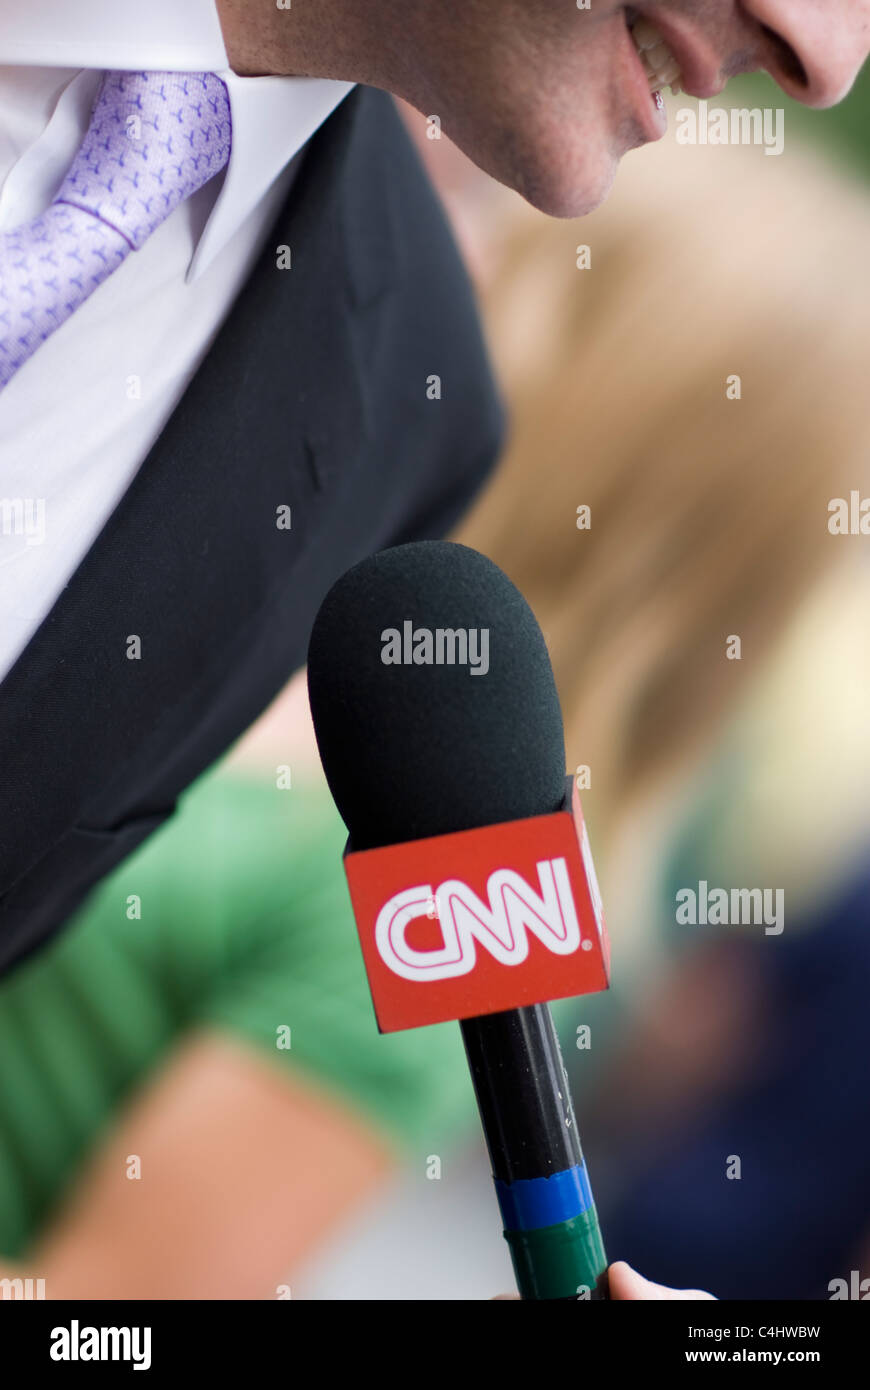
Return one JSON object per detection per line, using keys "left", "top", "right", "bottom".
{"left": 495, "top": 1161, "right": 594, "bottom": 1232}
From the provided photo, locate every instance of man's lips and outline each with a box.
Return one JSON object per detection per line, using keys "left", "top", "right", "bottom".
{"left": 620, "top": 13, "right": 669, "bottom": 145}
{"left": 636, "top": 4, "right": 727, "bottom": 100}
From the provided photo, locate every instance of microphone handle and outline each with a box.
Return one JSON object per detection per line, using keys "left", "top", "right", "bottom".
{"left": 460, "top": 1003, "right": 609, "bottom": 1300}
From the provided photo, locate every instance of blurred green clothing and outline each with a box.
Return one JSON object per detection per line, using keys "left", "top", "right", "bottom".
{"left": 0, "top": 764, "right": 474, "bottom": 1258}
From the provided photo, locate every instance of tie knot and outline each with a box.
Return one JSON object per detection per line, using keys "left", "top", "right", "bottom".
{"left": 54, "top": 71, "right": 232, "bottom": 251}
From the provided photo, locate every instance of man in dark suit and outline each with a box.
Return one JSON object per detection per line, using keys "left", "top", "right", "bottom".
{"left": 1, "top": 0, "right": 867, "bottom": 974}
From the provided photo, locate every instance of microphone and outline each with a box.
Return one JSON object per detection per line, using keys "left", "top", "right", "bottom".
{"left": 307, "top": 540, "right": 611, "bottom": 1300}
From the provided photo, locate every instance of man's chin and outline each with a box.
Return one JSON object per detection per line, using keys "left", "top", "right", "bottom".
{"left": 509, "top": 153, "right": 619, "bottom": 220}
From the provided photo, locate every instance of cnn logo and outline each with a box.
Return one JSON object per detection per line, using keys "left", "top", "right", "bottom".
{"left": 344, "top": 792, "right": 610, "bottom": 1031}
{"left": 376, "top": 857, "right": 582, "bottom": 981}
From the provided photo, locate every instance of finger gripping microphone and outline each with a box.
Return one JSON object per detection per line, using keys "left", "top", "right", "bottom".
{"left": 307, "top": 540, "right": 611, "bottom": 1300}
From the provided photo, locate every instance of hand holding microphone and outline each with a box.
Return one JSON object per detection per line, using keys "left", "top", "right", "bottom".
{"left": 307, "top": 540, "right": 612, "bottom": 1300}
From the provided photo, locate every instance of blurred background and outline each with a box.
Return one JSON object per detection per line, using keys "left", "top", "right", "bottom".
{"left": 3, "top": 69, "right": 870, "bottom": 1300}
{"left": 298, "top": 68, "right": 870, "bottom": 1300}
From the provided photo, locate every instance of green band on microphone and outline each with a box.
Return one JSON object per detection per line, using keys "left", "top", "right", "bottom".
{"left": 504, "top": 1208, "right": 609, "bottom": 1301}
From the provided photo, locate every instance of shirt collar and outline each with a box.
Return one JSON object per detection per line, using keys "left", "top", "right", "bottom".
{"left": 190, "top": 72, "right": 354, "bottom": 282}
{"left": 0, "top": 0, "right": 355, "bottom": 280}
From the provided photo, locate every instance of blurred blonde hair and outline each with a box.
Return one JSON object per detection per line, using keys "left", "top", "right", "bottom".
{"left": 457, "top": 128, "right": 870, "bottom": 832}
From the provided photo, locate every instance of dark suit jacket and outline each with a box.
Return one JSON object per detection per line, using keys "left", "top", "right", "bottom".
{"left": 0, "top": 86, "right": 505, "bottom": 974}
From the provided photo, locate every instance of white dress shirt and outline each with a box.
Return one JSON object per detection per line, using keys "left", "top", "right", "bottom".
{"left": 0, "top": 0, "right": 354, "bottom": 682}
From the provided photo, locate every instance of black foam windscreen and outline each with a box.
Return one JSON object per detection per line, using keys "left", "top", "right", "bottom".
{"left": 307, "top": 541, "right": 566, "bottom": 849}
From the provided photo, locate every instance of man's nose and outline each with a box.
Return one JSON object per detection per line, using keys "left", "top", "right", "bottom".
{"left": 745, "top": 0, "right": 870, "bottom": 107}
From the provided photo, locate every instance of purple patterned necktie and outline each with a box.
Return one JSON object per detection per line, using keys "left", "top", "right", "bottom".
{"left": 0, "top": 70, "right": 232, "bottom": 391}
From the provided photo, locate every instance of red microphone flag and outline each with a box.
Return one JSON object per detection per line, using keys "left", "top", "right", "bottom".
{"left": 344, "top": 778, "right": 611, "bottom": 1032}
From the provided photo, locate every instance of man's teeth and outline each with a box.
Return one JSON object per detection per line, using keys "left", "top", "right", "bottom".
{"left": 630, "top": 16, "right": 683, "bottom": 97}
